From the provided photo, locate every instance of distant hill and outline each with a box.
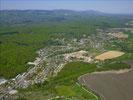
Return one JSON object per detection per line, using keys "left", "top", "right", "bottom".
{"left": 0, "top": 10, "right": 132, "bottom": 26}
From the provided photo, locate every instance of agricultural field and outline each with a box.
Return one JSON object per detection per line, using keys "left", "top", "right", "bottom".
{"left": 108, "top": 32, "right": 128, "bottom": 39}
{"left": 79, "top": 64, "right": 133, "bottom": 100}
{"left": 95, "top": 51, "right": 125, "bottom": 61}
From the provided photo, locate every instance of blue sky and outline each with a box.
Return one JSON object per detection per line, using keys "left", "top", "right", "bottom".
{"left": 1, "top": 0, "right": 133, "bottom": 14}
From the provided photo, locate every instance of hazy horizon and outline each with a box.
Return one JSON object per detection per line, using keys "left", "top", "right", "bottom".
{"left": 1, "top": 0, "right": 133, "bottom": 14}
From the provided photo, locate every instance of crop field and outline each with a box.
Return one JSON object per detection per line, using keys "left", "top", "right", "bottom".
{"left": 108, "top": 32, "right": 128, "bottom": 39}
{"left": 95, "top": 51, "right": 125, "bottom": 61}
{"left": 79, "top": 67, "right": 133, "bottom": 100}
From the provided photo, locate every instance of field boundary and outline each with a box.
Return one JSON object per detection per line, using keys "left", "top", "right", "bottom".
{"left": 76, "top": 82, "right": 99, "bottom": 100}
{"left": 78, "top": 66, "right": 133, "bottom": 100}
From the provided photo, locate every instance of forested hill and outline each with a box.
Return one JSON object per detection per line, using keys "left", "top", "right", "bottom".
{"left": 0, "top": 10, "right": 132, "bottom": 27}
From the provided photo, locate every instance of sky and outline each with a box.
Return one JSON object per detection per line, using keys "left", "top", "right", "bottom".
{"left": 0, "top": 0, "right": 133, "bottom": 14}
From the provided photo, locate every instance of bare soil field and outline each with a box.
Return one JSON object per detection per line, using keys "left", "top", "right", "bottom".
{"left": 95, "top": 51, "right": 125, "bottom": 61}
{"left": 79, "top": 68, "right": 133, "bottom": 100}
{"left": 108, "top": 32, "right": 128, "bottom": 39}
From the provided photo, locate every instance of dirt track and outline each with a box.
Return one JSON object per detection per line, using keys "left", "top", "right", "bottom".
{"left": 79, "top": 69, "right": 133, "bottom": 100}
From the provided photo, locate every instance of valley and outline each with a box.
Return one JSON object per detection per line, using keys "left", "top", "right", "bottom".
{"left": 0, "top": 10, "right": 133, "bottom": 100}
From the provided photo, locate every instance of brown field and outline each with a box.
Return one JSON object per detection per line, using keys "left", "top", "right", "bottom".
{"left": 108, "top": 32, "right": 128, "bottom": 39}
{"left": 79, "top": 68, "right": 133, "bottom": 100}
{"left": 95, "top": 51, "right": 125, "bottom": 61}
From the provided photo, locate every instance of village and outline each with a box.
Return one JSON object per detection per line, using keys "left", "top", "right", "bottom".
{"left": 0, "top": 27, "right": 132, "bottom": 99}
